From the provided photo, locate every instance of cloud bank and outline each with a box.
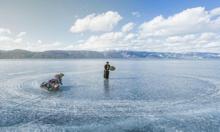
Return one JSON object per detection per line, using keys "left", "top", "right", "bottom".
{"left": 76, "top": 7, "right": 220, "bottom": 52}
{"left": 1, "top": 7, "right": 220, "bottom": 52}
{"left": 139, "top": 7, "right": 220, "bottom": 37}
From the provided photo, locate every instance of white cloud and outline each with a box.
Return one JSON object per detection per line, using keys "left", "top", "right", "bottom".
{"left": 121, "top": 22, "right": 135, "bottom": 32}
{"left": 0, "top": 29, "right": 26, "bottom": 44}
{"left": 139, "top": 7, "right": 220, "bottom": 37}
{"left": 124, "top": 33, "right": 135, "bottom": 41}
{"left": 37, "top": 40, "right": 42, "bottom": 44}
{"left": 77, "top": 32, "right": 125, "bottom": 50}
{"left": 17, "top": 32, "right": 26, "bottom": 37}
{"left": 70, "top": 11, "right": 122, "bottom": 33}
{"left": 0, "top": 36, "right": 13, "bottom": 42}
{"left": 0, "top": 28, "right": 69, "bottom": 51}
{"left": 0, "top": 28, "right": 11, "bottom": 34}
{"left": 210, "top": 7, "right": 220, "bottom": 17}
{"left": 132, "top": 11, "right": 141, "bottom": 17}
{"left": 165, "top": 33, "right": 220, "bottom": 52}
{"left": 14, "top": 38, "right": 23, "bottom": 43}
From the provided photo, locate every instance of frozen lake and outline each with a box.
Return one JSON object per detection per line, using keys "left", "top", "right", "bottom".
{"left": 0, "top": 59, "right": 220, "bottom": 132}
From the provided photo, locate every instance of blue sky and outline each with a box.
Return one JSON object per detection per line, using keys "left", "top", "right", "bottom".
{"left": 0, "top": 0, "right": 220, "bottom": 52}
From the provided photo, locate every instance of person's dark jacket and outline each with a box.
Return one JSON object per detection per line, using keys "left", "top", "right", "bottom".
{"left": 104, "top": 64, "right": 110, "bottom": 71}
{"left": 55, "top": 74, "right": 63, "bottom": 85}
{"left": 104, "top": 64, "right": 110, "bottom": 79}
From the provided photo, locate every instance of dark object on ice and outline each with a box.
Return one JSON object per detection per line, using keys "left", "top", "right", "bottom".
{"left": 40, "top": 73, "right": 64, "bottom": 91}
{"left": 104, "top": 70, "right": 109, "bottom": 79}
{"left": 104, "top": 62, "right": 110, "bottom": 79}
{"left": 109, "top": 66, "right": 116, "bottom": 71}
{"left": 40, "top": 81, "right": 60, "bottom": 91}
{"left": 54, "top": 73, "right": 64, "bottom": 85}
{"left": 104, "top": 62, "right": 116, "bottom": 79}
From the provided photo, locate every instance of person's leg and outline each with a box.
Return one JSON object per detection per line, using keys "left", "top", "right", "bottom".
{"left": 106, "top": 70, "right": 109, "bottom": 79}
{"left": 104, "top": 70, "right": 107, "bottom": 79}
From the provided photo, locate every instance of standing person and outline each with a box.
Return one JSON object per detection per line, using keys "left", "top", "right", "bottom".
{"left": 104, "top": 62, "right": 110, "bottom": 79}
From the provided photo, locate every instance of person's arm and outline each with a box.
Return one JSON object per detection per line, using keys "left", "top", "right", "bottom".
{"left": 107, "top": 65, "right": 110, "bottom": 70}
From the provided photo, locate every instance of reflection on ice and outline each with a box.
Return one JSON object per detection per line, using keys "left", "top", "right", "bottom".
{"left": 104, "top": 79, "right": 110, "bottom": 97}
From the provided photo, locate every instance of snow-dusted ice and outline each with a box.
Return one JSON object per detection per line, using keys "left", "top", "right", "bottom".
{"left": 0, "top": 59, "right": 220, "bottom": 132}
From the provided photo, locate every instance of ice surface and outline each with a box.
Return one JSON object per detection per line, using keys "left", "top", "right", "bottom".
{"left": 0, "top": 59, "right": 220, "bottom": 132}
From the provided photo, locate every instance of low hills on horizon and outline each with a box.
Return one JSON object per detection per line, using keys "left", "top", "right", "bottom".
{"left": 0, "top": 49, "right": 220, "bottom": 59}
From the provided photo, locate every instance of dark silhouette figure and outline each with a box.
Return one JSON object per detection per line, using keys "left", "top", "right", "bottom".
{"left": 104, "top": 62, "right": 110, "bottom": 79}
{"left": 40, "top": 73, "right": 64, "bottom": 91}
{"left": 54, "top": 73, "right": 64, "bottom": 85}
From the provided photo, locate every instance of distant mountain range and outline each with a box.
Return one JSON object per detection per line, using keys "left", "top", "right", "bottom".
{"left": 0, "top": 49, "right": 220, "bottom": 59}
